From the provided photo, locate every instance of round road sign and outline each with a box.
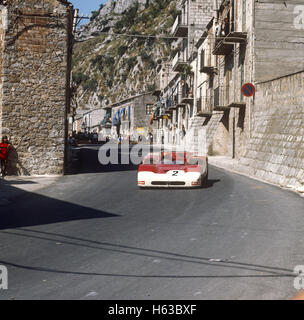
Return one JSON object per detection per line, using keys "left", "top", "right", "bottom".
{"left": 241, "top": 83, "right": 255, "bottom": 97}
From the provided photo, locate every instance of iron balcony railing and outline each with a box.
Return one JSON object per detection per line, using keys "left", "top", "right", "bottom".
{"left": 197, "top": 95, "right": 213, "bottom": 115}
{"left": 200, "top": 49, "right": 216, "bottom": 74}
{"left": 171, "top": 14, "right": 188, "bottom": 37}
{"left": 214, "top": 85, "right": 246, "bottom": 110}
{"left": 172, "top": 51, "right": 188, "bottom": 72}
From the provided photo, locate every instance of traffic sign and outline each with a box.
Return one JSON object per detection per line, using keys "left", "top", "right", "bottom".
{"left": 241, "top": 83, "right": 255, "bottom": 97}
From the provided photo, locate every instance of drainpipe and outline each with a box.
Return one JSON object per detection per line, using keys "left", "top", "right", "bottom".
{"left": 194, "top": 48, "right": 199, "bottom": 116}
{"left": 249, "top": 0, "right": 255, "bottom": 139}
{"left": 232, "top": 0, "right": 237, "bottom": 159}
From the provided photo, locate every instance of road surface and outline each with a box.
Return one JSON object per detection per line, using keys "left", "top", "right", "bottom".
{"left": 0, "top": 145, "right": 304, "bottom": 300}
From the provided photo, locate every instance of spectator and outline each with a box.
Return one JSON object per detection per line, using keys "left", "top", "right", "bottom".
{"left": 0, "top": 136, "right": 12, "bottom": 178}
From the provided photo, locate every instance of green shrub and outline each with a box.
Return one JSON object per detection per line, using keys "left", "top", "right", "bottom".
{"left": 140, "top": 50, "right": 151, "bottom": 62}
{"left": 126, "top": 56, "right": 137, "bottom": 72}
{"left": 83, "top": 78, "right": 98, "bottom": 92}
{"left": 117, "top": 45, "right": 128, "bottom": 56}
{"left": 170, "top": 47, "right": 179, "bottom": 59}
{"left": 106, "top": 78, "right": 113, "bottom": 88}
{"left": 121, "top": 72, "right": 128, "bottom": 82}
{"left": 90, "top": 10, "right": 100, "bottom": 21}
{"left": 72, "top": 72, "right": 89, "bottom": 85}
{"left": 103, "top": 55, "right": 115, "bottom": 67}
{"left": 169, "top": 8, "right": 179, "bottom": 21}
{"left": 150, "top": 0, "right": 171, "bottom": 18}
{"left": 114, "top": 2, "right": 140, "bottom": 31}
{"left": 91, "top": 55, "right": 103, "bottom": 71}
{"left": 90, "top": 4, "right": 104, "bottom": 21}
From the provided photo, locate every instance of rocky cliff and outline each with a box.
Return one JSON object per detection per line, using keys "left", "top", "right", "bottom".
{"left": 72, "top": 0, "right": 179, "bottom": 110}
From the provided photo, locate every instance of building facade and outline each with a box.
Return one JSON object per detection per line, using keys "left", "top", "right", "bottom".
{"left": 152, "top": 0, "right": 214, "bottom": 150}
{"left": 153, "top": 0, "right": 304, "bottom": 161}
{"left": 0, "top": 0, "right": 74, "bottom": 175}
{"left": 110, "top": 93, "right": 157, "bottom": 143}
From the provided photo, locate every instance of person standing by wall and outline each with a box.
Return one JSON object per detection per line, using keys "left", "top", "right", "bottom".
{"left": 0, "top": 136, "right": 12, "bottom": 178}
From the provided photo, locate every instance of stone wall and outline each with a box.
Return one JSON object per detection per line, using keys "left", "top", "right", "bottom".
{"left": 0, "top": 5, "right": 7, "bottom": 134}
{"left": 238, "top": 71, "right": 304, "bottom": 188}
{"left": 254, "top": 0, "right": 304, "bottom": 82}
{"left": 0, "top": 0, "right": 73, "bottom": 175}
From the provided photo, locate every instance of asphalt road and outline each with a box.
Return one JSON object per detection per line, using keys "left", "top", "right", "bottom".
{"left": 0, "top": 145, "right": 304, "bottom": 300}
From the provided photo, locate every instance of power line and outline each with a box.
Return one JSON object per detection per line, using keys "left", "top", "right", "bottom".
{"left": 75, "top": 30, "right": 249, "bottom": 42}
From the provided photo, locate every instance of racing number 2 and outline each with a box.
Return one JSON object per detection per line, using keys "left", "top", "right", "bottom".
{"left": 172, "top": 171, "right": 179, "bottom": 176}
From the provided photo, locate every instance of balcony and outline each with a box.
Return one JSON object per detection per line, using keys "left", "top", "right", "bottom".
{"left": 226, "top": 31, "right": 247, "bottom": 43}
{"left": 213, "top": 16, "right": 247, "bottom": 55}
{"left": 181, "top": 83, "right": 194, "bottom": 104}
{"left": 172, "top": 52, "right": 188, "bottom": 72}
{"left": 213, "top": 86, "right": 246, "bottom": 111}
{"left": 196, "top": 96, "right": 213, "bottom": 117}
{"left": 169, "top": 93, "right": 178, "bottom": 110}
{"left": 176, "top": 92, "right": 186, "bottom": 108}
{"left": 227, "top": 96, "right": 246, "bottom": 109}
{"left": 200, "top": 50, "right": 216, "bottom": 74}
{"left": 212, "top": 38, "right": 234, "bottom": 55}
{"left": 213, "top": 86, "right": 230, "bottom": 111}
{"left": 171, "top": 14, "right": 188, "bottom": 38}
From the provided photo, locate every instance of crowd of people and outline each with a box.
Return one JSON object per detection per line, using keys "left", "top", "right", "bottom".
{"left": 68, "top": 131, "right": 100, "bottom": 146}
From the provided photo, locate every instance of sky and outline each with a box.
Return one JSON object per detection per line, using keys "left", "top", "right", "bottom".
{"left": 71, "top": 0, "right": 107, "bottom": 19}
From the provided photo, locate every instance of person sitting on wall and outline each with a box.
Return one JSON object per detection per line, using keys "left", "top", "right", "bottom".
{"left": 0, "top": 136, "right": 12, "bottom": 179}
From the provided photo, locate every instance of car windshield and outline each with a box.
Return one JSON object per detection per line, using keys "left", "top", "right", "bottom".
{"left": 159, "top": 152, "right": 188, "bottom": 165}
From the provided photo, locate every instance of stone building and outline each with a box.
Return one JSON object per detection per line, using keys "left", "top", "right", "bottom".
{"left": 110, "top": 93, "right": 157, "bottom": 143}
{"left": 152, "top": 0, "right": 214, "bottom": 148}
{"left": 152, "top": 0, "right": 304, "bottom": 189}
{"left": 195, "top": 0, "right": 304, "bottom": 159}
{"left": 154, "top": 0, "right": 304, "bottom": 156}
{"left": 0, "top": 0, "right": 74, "bottom": 175}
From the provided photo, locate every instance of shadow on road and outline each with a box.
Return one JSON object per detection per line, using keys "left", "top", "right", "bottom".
{"left": 0, "top": 180, "right": 38, "bottom": 185}
{"left": 66, "top": 146, "right": 138, "bottom": 175}
{"left": 203, "top": 179, "right": 221, "bottom": 189}
{"left": 0, "top": 227, "right": 295, "bottom": 279}
{"left": 0, "top": 184, "right": 119, "bottom": 230}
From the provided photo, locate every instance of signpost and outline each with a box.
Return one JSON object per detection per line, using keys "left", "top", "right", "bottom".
{"left": 241, "top": 83, "right": 255, "bottom": 97}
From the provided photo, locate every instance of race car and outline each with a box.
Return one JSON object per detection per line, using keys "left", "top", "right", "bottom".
{"left": 137, "top": 151, "right": 208, "bottom": 188}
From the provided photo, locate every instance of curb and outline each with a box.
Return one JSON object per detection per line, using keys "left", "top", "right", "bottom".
{"left": 209, "top": 158, "right": 304, "bottom": 198}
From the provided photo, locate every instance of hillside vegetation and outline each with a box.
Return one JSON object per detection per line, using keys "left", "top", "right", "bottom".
{"left": 72, "top": 0, "right": 179, "bottom": 110}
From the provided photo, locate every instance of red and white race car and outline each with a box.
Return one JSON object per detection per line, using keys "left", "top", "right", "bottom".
{"left": 138, "top": 151, "right": 208, "bottom": 188}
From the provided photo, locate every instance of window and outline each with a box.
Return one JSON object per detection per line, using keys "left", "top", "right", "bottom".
{"left": 146, "top": 104, "right": 154, "bottom": 115}
{"left": 190, "top": 105, "right": 194, "bottom": 118}
{"left": 200, "top": 50, "right": 205, "bottom": 69}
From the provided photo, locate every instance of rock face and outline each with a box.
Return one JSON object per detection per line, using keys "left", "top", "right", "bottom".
{"left": 76, "top": 0, "right": 147, "bottom": 41}
{"left": 101, "top": 0, "right": 147, "bottom": 15}
{"left": 0, "top": 0, "right": 73, "bottom": 175}
{"left": 73, "top": 0, "right": 179, "bottom": 110}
